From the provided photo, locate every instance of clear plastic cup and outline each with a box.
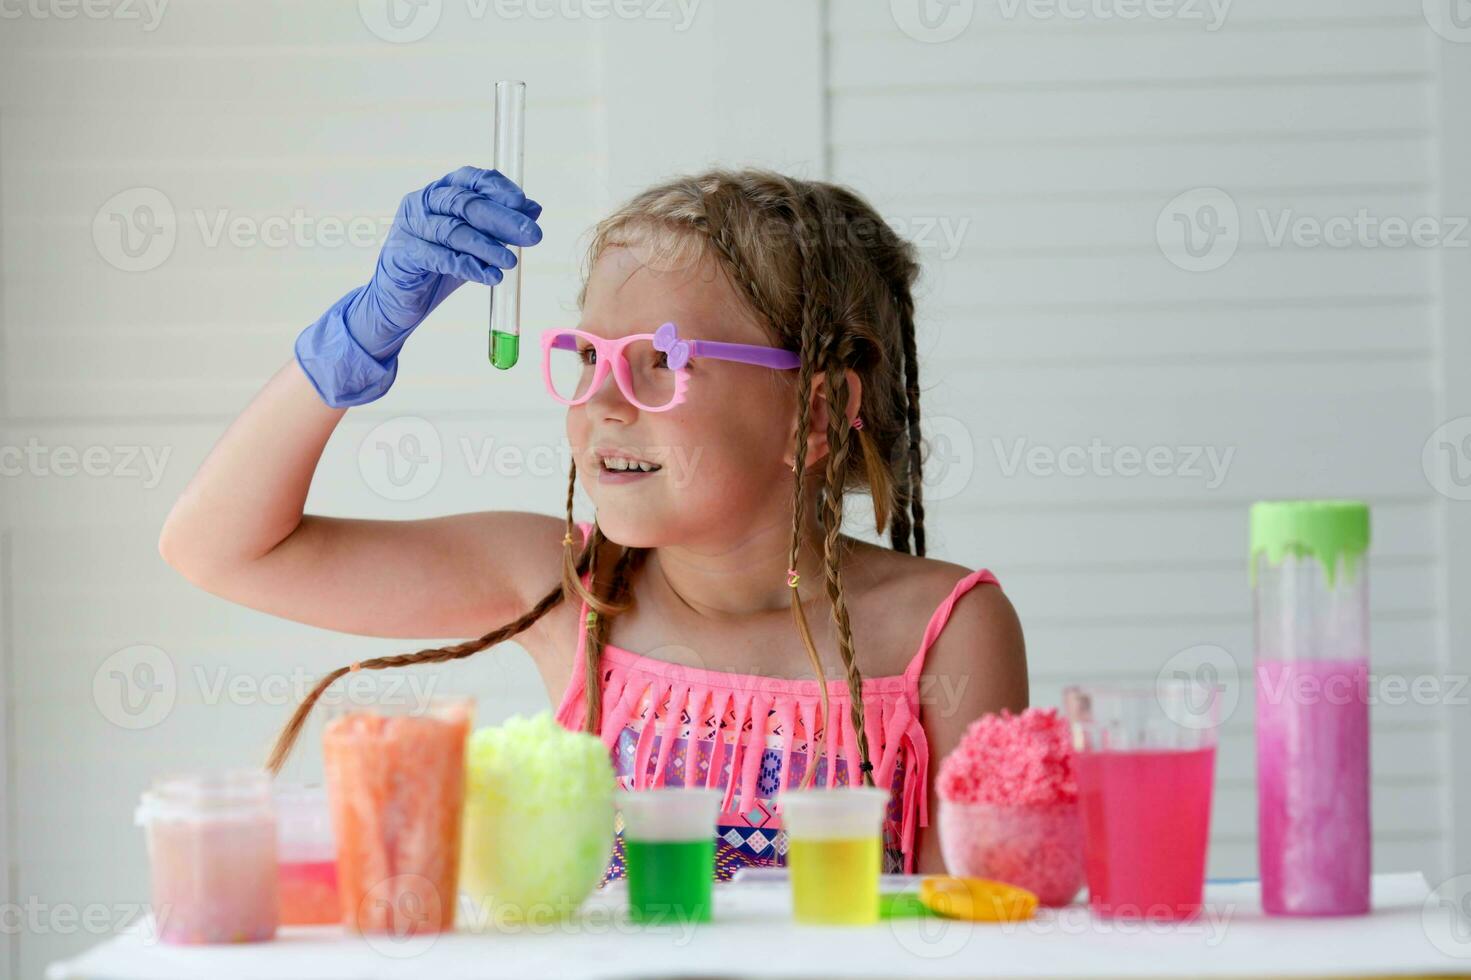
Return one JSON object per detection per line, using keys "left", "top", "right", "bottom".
{"left": 778, "top": 787, "right": 889, "bottom": 925}
{"left": 135, "top": 769, "right": 278, "bottom": 944}
{"left": 273, "top": 783, "right": 338, "bottom": 926}
{"left": 938, "top": 800, "right": 1085, "bottom": 907}
{"left": 1064, "top": 682, "right": 1220, "bottom": 920}
{"left": 322, "top": 696, "right": 473, "bottom": 935}
{"left": 616, "top": 788, "right": 722, "bottom": 924}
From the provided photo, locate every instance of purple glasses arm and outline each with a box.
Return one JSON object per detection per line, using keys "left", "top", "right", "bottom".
{"left": 687, "top": 339, "right": 800, "bottom": 370}
{"left": 546, "top": 326, "right": 800, "bottom": 370}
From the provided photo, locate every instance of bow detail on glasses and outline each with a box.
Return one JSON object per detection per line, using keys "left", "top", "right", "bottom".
{"left": 652, "top": 322, "right": 692, "bottom": 370}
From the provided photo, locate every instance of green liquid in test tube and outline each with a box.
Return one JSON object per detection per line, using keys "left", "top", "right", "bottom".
{"left": 490, "top": 79, "right": 525, "bottom": 369}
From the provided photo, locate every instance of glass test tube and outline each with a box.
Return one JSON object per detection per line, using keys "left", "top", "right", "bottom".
{"left": 490, "top": 79, "right": 526, "bottom": 369}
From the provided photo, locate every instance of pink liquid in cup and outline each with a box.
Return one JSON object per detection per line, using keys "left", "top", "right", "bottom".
{"left": 278, "top": 860, "right": 340, "bottom": 926}
{"left": 1256, "top": 657, "right": 1370, "bottom": 916}
{"left": 1076, "top": 746, "right": 1216, "bottom": 919}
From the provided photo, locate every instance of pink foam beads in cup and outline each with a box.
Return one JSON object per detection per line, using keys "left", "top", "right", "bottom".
{"left": 936, "top": 708, "right": 1085, "bottom": 907}
{"left": 135, "top": 770, "right": 279, "bottom": 944}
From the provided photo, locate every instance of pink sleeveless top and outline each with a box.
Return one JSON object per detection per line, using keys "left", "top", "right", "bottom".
{"left": 553, "top": 520, "right": 1001, "bottom": 881}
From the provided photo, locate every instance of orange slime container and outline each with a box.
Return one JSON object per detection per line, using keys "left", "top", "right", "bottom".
{"left": 322, "top": 698, "right": 472, "bottom": 935}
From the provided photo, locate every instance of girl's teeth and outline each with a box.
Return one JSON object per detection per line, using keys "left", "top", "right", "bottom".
{"left": 604, "top": 458, "right": 661, "bottom": 472}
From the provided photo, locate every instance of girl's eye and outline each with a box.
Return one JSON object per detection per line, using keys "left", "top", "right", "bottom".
{"left": 577, "top": 346, "right": 597, "bottom": 366}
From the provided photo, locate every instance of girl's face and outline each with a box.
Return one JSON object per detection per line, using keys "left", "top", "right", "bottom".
{"left": 565, "top": 244, "right": 800, "bottom": 550}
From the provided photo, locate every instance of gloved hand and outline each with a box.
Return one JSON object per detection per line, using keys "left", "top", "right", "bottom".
{"left": 295, "top": 166, "right": 543, "bottom": 408}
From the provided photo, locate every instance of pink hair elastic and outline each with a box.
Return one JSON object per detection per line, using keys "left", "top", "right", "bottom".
{"left": 786, "top": 569, "right": 800, "bottom": 588}
{"left": 852, "top": 416, "right": 864, "bottom": 430}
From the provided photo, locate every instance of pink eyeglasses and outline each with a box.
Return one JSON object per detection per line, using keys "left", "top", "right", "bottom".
{"left": 541, "top": 322, "right": 801, "bottom": 412}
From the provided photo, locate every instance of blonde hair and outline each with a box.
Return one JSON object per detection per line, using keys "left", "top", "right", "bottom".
{"left": 268, "top": 169, "right": 926, "bottom": 784}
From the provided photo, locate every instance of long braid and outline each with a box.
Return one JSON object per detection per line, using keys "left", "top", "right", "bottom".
{"left": 267, "top": 462, "right": 634, "bottom": 774}
{"left": 895, "top": 289, "right": 926, "bottom": 557}
{"left": 582, "top": 543, "right": 646, "bottom": 735}
{"left": 265, "top": 527, "right": 594, "bottom": 774}
{"left": 557, "top": 462, "right": 648, "bottom": 737}
{"left": 747, "top": 193, "right": 834, "bottom": 792}
{"left": 817, "top": 359, "right": 876, "bottom": 786}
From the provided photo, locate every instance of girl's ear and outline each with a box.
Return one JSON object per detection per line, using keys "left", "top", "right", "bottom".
{"left": 785, "top": 369, "right": 864, "bottom": 472}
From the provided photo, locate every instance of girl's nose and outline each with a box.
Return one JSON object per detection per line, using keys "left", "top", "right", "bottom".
{"left": 587, "top": 368, "right": 638, "bottom": 421}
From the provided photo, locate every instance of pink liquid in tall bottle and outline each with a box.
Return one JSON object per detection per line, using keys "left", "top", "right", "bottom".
{"left": 1255, "top": 657, "right": 1370, "bottom": 915}
{"left": 1075, "top": 747, "right": 1216, "bottom": 919}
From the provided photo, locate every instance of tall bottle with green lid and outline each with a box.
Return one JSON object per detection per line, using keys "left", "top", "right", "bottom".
{"left": 1250, "top": 500, "right": 1371, "bottom": 916}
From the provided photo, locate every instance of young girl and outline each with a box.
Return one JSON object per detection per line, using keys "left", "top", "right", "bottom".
{"left": 159, "top": 165, "right": 1028, "bottom": 879}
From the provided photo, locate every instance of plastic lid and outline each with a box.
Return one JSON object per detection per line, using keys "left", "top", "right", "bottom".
{"left": 777, "top": 787, "right": 889, "bottom": 840}
{"left": 135, "top": 769, "right": 274, "bottom": 825}
{"left": 616, "top": 788, "right": 722, "bottom": 842}
{"left": 1250, "top": 499, "right": 1370, "bottom": 587}
{"left": 273, "top": 783, "right": 336, "bottom": 861}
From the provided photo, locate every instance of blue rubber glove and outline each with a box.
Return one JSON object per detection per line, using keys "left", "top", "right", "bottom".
{"left": 295, "top": 166, "right": 543, "bottom": 408}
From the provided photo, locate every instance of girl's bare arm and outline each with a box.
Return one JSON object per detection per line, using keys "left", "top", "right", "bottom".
{"left": 158, "top": 359, "right": 566, "bottom": 640}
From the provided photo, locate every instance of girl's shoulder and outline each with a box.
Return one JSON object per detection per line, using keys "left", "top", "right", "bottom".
{"left": 841, "top": 539, "right": 1008, "bottom": 676}
{"left": 845, "top": 536, "right": 998, "bottom": 609}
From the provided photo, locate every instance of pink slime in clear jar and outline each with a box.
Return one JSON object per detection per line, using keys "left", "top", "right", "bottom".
{"left": 135, "top": 770, "right": 278, "bottom": 944}
{"left": 936, "top": 707, "right": 1084, "bottom": 906}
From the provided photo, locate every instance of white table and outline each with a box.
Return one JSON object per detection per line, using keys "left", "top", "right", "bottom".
{"left": 47, "top": 873, "right": 1471, "bottom": 979}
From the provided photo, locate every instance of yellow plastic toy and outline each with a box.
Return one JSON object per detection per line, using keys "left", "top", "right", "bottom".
{"left": 919, "top": 876, "right": 1039, "bottom": 922}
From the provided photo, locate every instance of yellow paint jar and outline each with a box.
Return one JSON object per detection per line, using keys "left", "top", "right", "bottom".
{"left": 778, "top": 787, "right": 889, "bottom": 925}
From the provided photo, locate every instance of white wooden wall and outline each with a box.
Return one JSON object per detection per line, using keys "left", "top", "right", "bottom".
{"left": 0, "top": 1, "right": 1466, "bottom": 975}
{"left": 825, "top": 0, "right": 1468, "bottom": 887}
